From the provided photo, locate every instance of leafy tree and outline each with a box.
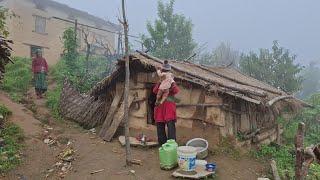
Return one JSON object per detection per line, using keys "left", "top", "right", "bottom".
{"left": 142, "top": 0, "right": 196, "bottom": 60}
{"left": 298, "top": 61, "right": 320, "bottom": 98}
{"left": 62, "top": 28, "right": 78, "bottom": 70}
{"left": 198, "top": 42, "right": 240, "bottom": 67}
{"left": 0, "top": 7, "right": 13, "bottom": 82}
{"left": 240, "top": 41, "right": 303, "bottom": 93}
{"left": 0, "top": 7, "right": 10, "bottom": 37}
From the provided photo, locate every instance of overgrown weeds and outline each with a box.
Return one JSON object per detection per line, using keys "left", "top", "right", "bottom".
{"left": 1, "top": 57, "right": 32, "bottom": 102}
{"left": 253, "top": 93, "right": 320, "bottom": 179}
{"left": 46, "top": 84, "right": 62, "bottom": 121}
{"left": 214, "top": 136, "right": 241, "bottom": 160}
{"left": 0, "top": 121, "right": 24, "bottom": 173}
{"left": 0, "top": 104, "right": 11, "bottom": 118}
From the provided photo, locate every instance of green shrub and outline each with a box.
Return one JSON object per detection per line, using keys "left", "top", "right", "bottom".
{"left": 51, "top": 55, "right": 110, "bottom": 93}
{"left": 1, "top": 57, "right": 32, "bottom": 102}
{"left": 255, "top": 93, "right": 320, "bottom": 179}
{"left": 0, "top": 123, "right": 24, "bottom": 173}
{"left": 0, "top": 104, "right": 11, "bottom": 118}
{"left": 254, "top": 144, "right": 295, "bottom": 178}
{"left": 46, "top": 84, "right": 62, "bottom": 120}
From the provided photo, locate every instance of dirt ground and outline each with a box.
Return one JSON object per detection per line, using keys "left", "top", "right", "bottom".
{"left": 0, "top": 89, "right": 267, "bottom": 180}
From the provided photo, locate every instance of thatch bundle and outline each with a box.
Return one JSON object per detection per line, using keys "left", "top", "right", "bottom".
{"left": 0, "top": 35, "right": 13, "bottom": 82}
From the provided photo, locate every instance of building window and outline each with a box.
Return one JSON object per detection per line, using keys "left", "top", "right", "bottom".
{"left": 30, "top": 46, "right": 43, "bottom": 58}
{"left": 34, "top": 15, "right": 46, "bottom": 34}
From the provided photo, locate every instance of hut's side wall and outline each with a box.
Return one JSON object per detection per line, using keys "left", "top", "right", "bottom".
{"left": 127, "top": 74, "right": 223, "bottom": 145}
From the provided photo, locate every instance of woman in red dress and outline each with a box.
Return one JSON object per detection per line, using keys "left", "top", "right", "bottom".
{"left": 153, "top": 62, "right": 180, "bottom": 145}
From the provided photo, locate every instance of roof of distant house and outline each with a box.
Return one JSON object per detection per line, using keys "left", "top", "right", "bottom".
{"left": 30, "top": 0, "right": 121, "bottom": 31}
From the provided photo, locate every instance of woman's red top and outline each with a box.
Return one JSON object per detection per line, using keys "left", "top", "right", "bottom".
{"left": 32, "top": 57, "right": 48, "bottom": 73}
{"left": 153, "top": 82, "right": 180, "bottom": 123}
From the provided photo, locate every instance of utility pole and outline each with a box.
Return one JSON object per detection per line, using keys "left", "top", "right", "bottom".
{"left": 121, "top": 0, "right": 132, "bottom": 166}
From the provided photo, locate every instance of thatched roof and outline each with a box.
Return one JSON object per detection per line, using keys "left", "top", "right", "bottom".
{"left": 90, "top": 51, "right": 308, "bottom": 107}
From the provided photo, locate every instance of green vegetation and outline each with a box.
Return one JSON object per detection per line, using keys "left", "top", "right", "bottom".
{"left": 0, "top": 104, "right": 11, "bottom": 118}
{"left": 142, "top": 0, "right": 196, "bottom": 60}
{"left": 240, "top": 41, "right": 303, "bottom": 93}
{"left": 46, "top": 84, "right": 62, "bottom": 120}
{"left": 0, "top": 7, "right": 10, "bottom": 38}
{"left": 46, "top": 28, "right": 114, "bottom": 119}
{"left": 0, "top": 104, "right": 24, "bottom": 173}
{"left": 1, "top": 57, "right": 32, "bottom": 102}
{"left": 214, "top": 137, "right": 241, "bottom": 160}
{"left": 254, "top": 93, "right": 320, "bottom": 179}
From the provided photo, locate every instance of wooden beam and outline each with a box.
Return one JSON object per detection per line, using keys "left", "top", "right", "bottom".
{"left": 102, "top": 95, "right": 134, "bottom": 141}
{"left": 176, "top": 103, "right": 226, "bottom": 107}
{"left": 99, "top": 87, "right": 123, "bottom": 138}
{"left": 295, "top": 122, "right": 305, "bottom": 180}
{"left": 224, "top": 91, "right": 261, "bottom": 105}
{"left": 267, "top": 95, "right": 293, "bottom": 106}
{"left": 121, "top": 0, "right": 132, "bottom": 166}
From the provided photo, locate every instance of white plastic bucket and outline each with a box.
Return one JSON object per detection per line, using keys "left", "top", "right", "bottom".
{"left": 186, "top": 138, "right": 209, "bottom": 159}
{"left": 177, "top": 146, "right": 197, "bottom": 171}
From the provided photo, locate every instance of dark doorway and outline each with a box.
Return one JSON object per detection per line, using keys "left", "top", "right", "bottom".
{"left": 147, "top": 84, "right": 156, "bottom": 125}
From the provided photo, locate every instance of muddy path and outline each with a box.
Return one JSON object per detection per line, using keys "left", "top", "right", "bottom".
{"left": 0, "top": 89, "right": 267, "bottom": 180}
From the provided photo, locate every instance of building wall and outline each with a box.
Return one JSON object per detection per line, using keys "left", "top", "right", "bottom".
{"left": 1, "top": 0, "right": 118, "bottom": 66}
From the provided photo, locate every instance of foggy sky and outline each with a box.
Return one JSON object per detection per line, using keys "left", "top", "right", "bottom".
{"left": 54, "top": 0, "right": 320, "bottom": 64}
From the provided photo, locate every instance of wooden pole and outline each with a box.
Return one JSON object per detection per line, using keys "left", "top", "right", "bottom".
{"left": 74, "top": 19, "right": 78, "bottom": 43}
{"left": 121, "top": 0, "right": 132, "bottom": 166}
{"left": 270, "top": 160, "right": 281, "bottom": 180}
{"left": 295, "top": 122, "right": 305, "bottom": 180}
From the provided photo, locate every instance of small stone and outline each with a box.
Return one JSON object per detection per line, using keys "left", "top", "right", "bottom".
{"left": 47, "top": 169, "right": 55, "bottom": 173}
{"left": 43, "top": 139, "right": 50, "bottom": 144}
{"left": 61, "top": 166, "right": 67, "bottom": 172}
{"left": 129, "top": 170, "right": 135, "bottom": 174}
{"left": 89, "top": 128, "right": 96, "bottom": 134}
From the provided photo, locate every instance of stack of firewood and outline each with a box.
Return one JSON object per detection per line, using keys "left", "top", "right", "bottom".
{"left": 0, "top": 35, "right": 13, "bottom": 82}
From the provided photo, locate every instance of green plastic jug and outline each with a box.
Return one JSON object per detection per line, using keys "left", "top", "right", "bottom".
{"left": 159, "top": 140, "right": 178, "bottom": 170}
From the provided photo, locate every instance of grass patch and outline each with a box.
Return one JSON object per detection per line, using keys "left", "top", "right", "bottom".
{"left": 0, "top": 123, "right": 24, "bottom": 173}
{"left": 214, "top": 136, "right": 241, "bottom": 160}
{"left": 0, "top": 104, "right": 11, "bottom": 118}
{"left": 1, "top": 57, "right": 32, "bottom": 102}
{"left": 46, "top": 84, "right": 62, "bottom": 121}
{"left": 0, "top": 104, "right": 23, "bottom": 173}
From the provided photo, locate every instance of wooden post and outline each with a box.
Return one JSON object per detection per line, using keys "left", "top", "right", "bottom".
{"left": 121, "top": 0, "right": 132, "bottom": 166}
{"left": 276, "top": 123, "right": 281, "bottom": 145}
{"left": 270, "top": 160, "right": 281, "bottom": 180}
{"left": 295, "top": 122, "right": 305, "bottom": 180}
{"left": 74, "top": 19, "right": 78, "bottom": 43}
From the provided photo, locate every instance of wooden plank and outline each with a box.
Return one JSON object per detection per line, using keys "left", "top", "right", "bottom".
{"left": 176, "top": 103, "right": 226, "bottom": 107}
{"left": 172, "top": 166, "right": 215, "bottom": 179}
{"left": 225, "top": 91, "right": 261, "bottom": 105}
{"left": 99, "top": 88, "right": 123, "bottom": 138}
{"left": 102, "top": 95, "right": 134, "bottom": 141}
{"left": 118, "top": 136, "right": 158, "bottom": 147}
